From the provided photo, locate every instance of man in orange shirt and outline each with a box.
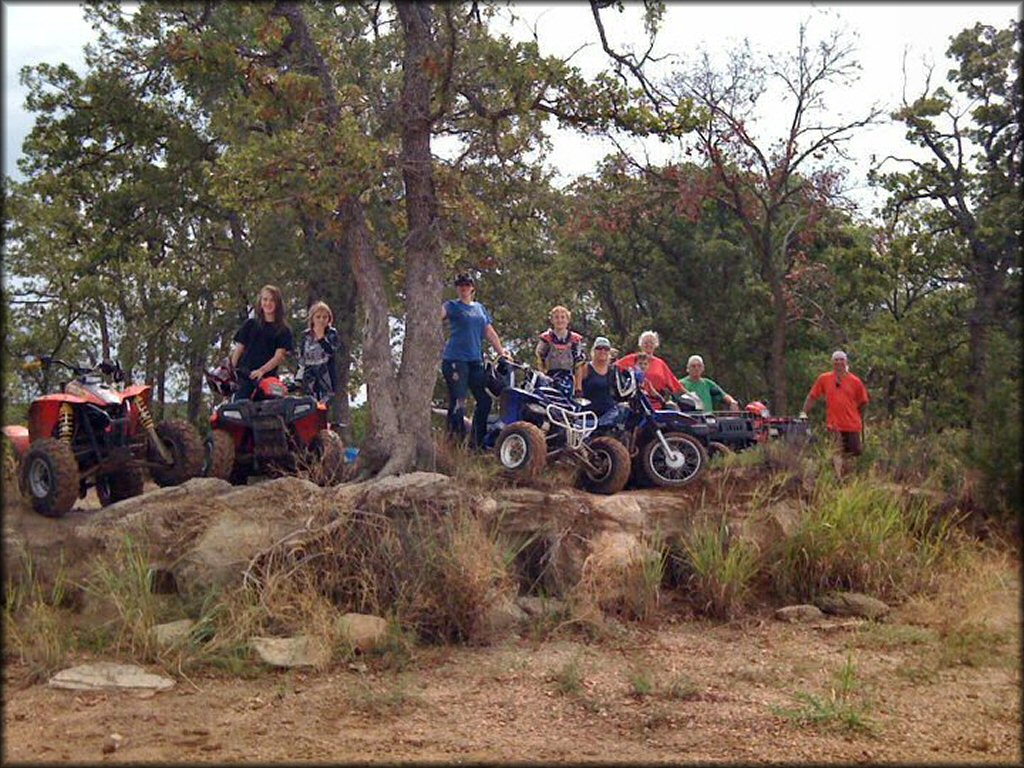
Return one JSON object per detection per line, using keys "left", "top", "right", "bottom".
{"left": 800, "top": 350, "right": 869, "bottom": 473}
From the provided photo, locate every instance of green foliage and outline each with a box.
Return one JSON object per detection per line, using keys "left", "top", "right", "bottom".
{"left": 552, "top": 652, "right": 586, "bottom": 696}
{"left": 675, "top": 521, "right": 760, "bottom": 619}
{"left": 768, "top": 477, "right": 955, "bottom": 602}
{"left": 772, "top": 653, "right": 876, "bottom": 734}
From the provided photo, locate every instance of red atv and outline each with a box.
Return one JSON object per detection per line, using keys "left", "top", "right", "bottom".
{"left": 203, "top": 359, "right": 343, "bottom": 486}
{"left": 4, "top": 355, "right": 205, "bottom": 517}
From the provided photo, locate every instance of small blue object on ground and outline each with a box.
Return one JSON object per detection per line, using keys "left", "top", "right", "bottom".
{"left": 344, "top": 447, "right": 359, "bottom": 464}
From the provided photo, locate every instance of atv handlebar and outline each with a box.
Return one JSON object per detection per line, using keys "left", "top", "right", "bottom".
{"left": 24, "top": 355, "right": 125, "bottom": 381}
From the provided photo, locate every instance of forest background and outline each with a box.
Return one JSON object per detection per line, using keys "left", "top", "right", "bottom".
{"left": 2, "top": 2, "right": 1020, "bottom": 513}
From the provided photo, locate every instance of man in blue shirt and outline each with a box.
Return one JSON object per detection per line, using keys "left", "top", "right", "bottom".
{"left": 440, "top": 273, "right": 509, "bottom": 449}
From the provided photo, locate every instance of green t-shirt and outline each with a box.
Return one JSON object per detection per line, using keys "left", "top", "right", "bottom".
{"left": 680, "top": 376, "right": 728, "bottom": 412}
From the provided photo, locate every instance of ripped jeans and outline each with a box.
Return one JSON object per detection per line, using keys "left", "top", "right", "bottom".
{"left": 441, "top": 359, "right": 491, "bottom": 449}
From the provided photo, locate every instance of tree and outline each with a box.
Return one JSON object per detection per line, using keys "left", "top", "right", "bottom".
{"left": 666, "top": 23, "right": 882, "bottom": 412}
{"left": 872, "top": 20, "right": 1022, "bottom": 431}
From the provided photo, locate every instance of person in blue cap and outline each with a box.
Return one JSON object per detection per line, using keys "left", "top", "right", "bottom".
{"left": 440, "top": 273, "right": 509, "bottom": 449}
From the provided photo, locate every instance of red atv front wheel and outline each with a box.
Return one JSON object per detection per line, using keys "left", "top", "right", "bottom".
{"left": 149, "top": 420, "right": 204, "bottom": 487}
{"left": 96, "top": 467, "right": 145, "bottom": 506}
{"left": 21, "top": 438, "right": 79, "bottom": 518}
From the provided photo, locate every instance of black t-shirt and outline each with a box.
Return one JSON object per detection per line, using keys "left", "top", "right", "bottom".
{"left": 233, "top": 318, "right": 294, "bottom": 375}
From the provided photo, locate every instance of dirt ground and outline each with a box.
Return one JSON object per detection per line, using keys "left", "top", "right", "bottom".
{"left": 3, "top": 573, "right": 1019, "bottom": 765}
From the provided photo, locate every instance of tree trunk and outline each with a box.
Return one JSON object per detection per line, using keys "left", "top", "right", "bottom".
{"left": 394, "top": 1, "right": 444, "bottom": 473}
{"left": 338, "top": 197, "right": 401, "bottom": 474}
{"left": 95, "top": 300, "right": 111, "bottom": 361}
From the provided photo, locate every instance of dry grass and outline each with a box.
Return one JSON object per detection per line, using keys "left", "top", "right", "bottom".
{"left": 574, "top": 533, "right": 667, "bottom": 622}
{"left": 239, "top": 493, "right": 513, "bottom": 645}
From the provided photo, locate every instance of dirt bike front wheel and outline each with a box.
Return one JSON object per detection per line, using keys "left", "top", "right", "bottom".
{"left": 640, "top": 431, "right": 707, "bottom": 487}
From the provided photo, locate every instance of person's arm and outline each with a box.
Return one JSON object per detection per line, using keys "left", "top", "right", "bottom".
{"left": 319, "top": 330, "right": 336, "bottom": 357}
{"left": 484, "top": 324, "right": 508, "bottom": 358}
{"left": 534, "top": 339, "right": 549, "bottom": 371}
{"left": 253, "top": 347, "right": 289, "bottom": 378}
{"left": 229, "top": 343, "right": 244, "bottom": 369}
{"left": 657, "top": 359, "right": 683, "bottom": 393}
{"left": 800, "top": 393, "right": 816, "bottom": 419}
{"left": 440, "top": 300, "right": 450, "bottom": 321}
{"left": 574, "top": 364, "right": 587, "bottom": 395}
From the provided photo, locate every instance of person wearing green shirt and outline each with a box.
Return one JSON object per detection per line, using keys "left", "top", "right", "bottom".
{"left": 680, "top": 354, "right": 739, "bottom": 412}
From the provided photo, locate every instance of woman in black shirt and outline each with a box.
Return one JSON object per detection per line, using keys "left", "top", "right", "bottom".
{"left": 229, "top": 284, "right": 294, "bottom": 400}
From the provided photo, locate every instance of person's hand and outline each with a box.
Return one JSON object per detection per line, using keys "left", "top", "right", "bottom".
{"left": 250, "top": 367, "right": 264, "bottom": 380}
{"left": 499, "top": 349, "right": 512, "bottom": 360}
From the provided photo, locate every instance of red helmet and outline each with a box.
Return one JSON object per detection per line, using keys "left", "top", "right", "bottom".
{"left": 205, "top": 359, "right": 238, "bottom": 397}
{"left": 746, "top": 401, "right": 770, "bottom": 418}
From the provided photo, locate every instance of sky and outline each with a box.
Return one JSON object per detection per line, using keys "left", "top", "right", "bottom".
{"left": 3, "top": 0, "right": 1021, "bottom": 214}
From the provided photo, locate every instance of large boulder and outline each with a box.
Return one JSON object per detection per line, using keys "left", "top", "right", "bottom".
{"left": 336, "top": 613, "right": 389, "bottom": 653}
{"left": 171, "top": 476, "right": 328, "bottom": 599}
{"left": 76, "top": 477, "right": 235, "bottom": 559}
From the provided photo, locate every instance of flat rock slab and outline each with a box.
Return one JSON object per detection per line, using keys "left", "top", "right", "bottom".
{"left": 252, "top": 635, "right": 331, "bottom": 668}
{"left": 49, "top": 662, "right": 175, "bottom": 691}
{"left": 775, "top": 604, "right": 825, "bottom": 622}
{"left": 816, "top": 591, "right": 891, "bottom": 620}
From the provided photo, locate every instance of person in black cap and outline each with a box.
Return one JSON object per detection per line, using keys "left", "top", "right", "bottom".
{"left": 440, "top": 273, "right": 509, "bottom": 449}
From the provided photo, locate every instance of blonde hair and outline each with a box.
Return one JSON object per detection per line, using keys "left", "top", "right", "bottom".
{"left": 549, "top": 305, "right": 571, "bottom": 322}
{"left": 306, "top": 300, "right": 334, "bottom": 330}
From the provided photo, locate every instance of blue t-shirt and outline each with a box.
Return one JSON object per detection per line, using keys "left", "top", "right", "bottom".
{"left": 442, "top": 299, "right": 492, "bottom": 362}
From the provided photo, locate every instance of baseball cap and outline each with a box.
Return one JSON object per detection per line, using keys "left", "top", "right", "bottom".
{"left": 592, "top": 336, "right": 612, "bottom": 351}
{"left": 454, "top": 273, "right": 475, "bottom": 286}
{"left": 831, "top": 350, "right": 848, "bottom": 361}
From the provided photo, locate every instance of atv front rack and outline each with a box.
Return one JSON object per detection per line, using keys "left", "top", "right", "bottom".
{"left": 545, "top": 404, "right": 598, "bottom": 450}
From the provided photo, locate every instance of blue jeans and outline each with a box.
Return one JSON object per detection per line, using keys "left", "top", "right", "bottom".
{"left": 442, "top": 359, "right": 491, "bottom": 449}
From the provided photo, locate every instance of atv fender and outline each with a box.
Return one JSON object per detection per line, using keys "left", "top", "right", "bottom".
{"left": 119, "top": 383, "right": 152, "bottom": 402}
{"left": 2, "top": 425, "right": 30, "bottom": 458}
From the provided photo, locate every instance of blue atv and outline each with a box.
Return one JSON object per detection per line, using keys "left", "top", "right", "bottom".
{"left": 482, "top": 359, "right": 631, "bottom": 495}
{"left": 594, "top": 368, "right": 713, "bottom": 487}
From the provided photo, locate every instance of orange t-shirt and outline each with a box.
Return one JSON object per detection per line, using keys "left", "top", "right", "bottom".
{"left": 809, "top": 371, "right": 869, "bottom": 432}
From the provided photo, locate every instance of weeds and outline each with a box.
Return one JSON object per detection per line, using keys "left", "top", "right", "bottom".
{"left": 349, "top": 674, "right": 421, "bottom": 716}
{"left": 627, "top": 665, "right": 654, "bottom": 698}
{"left": 675, "top": 521, "right": 760, "bottom": 619}
{"left": 552, "top": 652, "right": 586, "bottom": 696}
{"left": 83, "top": 536, "right": 170, "bottom": 659}
{"left": 768, "top": 475, "right": 956, "bottom": 602}
{"left": 664, "top": 672, "right": 700, "bottom": 701}
{"left": 773, "top": 653, "right": 876, "bottom": 734}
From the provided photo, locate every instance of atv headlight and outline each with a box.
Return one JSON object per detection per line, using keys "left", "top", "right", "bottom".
{"left": 705, "top": 417, "right": 717, "bottom": 426}
{"left": 222, "top": 409, "right": 243, "bottom": 420}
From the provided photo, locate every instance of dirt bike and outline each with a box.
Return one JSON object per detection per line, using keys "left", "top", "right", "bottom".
{"left": 3, "top": 355, "right": 204, "bottom": 517}
{"left": 204, "top": 359, "right": 344, "bottom": 486}
{"left": 593, "top": 369, "right": 712, "bottom": 488}
{"left": 481, "top": 358, "right": 631, "bottom": 495}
